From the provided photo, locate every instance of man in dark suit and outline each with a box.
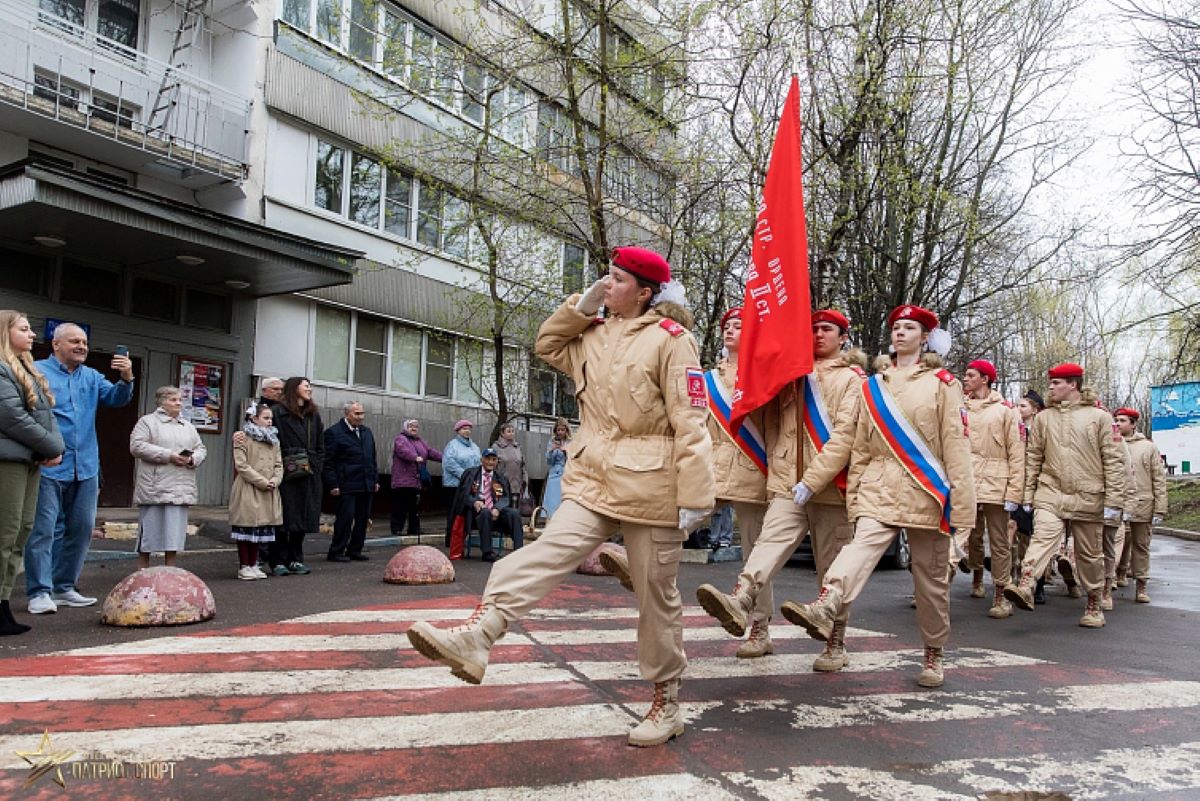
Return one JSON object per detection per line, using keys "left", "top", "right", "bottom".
{"left": 452, "top": 448, "right": 524, "bottom": 562}
{"left": 323, "top": 401, "right": 378, "bottom": 562}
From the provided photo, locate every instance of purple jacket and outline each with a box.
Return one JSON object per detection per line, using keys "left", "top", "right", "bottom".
{"left": 390, "top": 433, "right": 443, "bottom": 489}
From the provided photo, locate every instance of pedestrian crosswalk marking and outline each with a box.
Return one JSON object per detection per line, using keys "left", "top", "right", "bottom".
{"left": 367, "top": 774, "right": 741, "bottom": 801}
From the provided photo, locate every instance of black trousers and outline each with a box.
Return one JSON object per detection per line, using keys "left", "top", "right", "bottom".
{"left": 390, "top": 487, "right": 421, "bottom": 536}
{"left": 330, "top": 491, "right": 373, "bottom": 557}
{"left": 270, "top": 531, "right": 305, "bottom": 566}
{"left": 471, "top": 506, "right": 524, "bottom": 556}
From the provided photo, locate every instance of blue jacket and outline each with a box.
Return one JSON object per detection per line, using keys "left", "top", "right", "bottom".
{"left": 322, "top": 419, "right": 378, "bottom": 494}
{"left": 36, "top": 355, "right": 134, "bottom": 481}
{"left": 441, "top": 435, "right": 481, "bottom": 488}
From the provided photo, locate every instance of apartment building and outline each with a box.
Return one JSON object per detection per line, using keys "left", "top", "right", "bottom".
{"left": 0, "top": 0, "right": 678, "bottom": 504}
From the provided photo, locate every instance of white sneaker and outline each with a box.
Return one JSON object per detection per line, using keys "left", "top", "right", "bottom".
{"left": 251, "top": 566, "right": 269, "bottom": 579}
{"left": 51, "top": 589, "right": 97, "bottom": 607}
{"left": 237, "top": 566, "right": 258, "bottom": 581}
{"left": 28, "top": 594, "right": 57, "bottom": 614}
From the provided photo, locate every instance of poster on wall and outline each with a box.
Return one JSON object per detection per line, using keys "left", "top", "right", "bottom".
{"left": 1150, "top": 381, "right": 1200, "bottom": 474}
{"left": 177, "top": 356, "right": 226, "bottom": 434}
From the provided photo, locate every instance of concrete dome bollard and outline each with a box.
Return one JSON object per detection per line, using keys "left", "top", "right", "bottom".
{"left": 384, "top": 545, "right": 455, "bottom": 584}
{"left": 101, "top": 566, "right": 215, "bottom": 627}
{"left": 577, "top": 542, "right": 627, "bottom": 576}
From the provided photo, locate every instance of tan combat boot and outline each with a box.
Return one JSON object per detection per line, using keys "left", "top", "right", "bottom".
{"left": 779, "top": 586, "right": 843, "bottom": 642}
{"left": 1100, "top": 579, "right": 1114, "bottom": 611}
{"left": 1003, "top": 570, "right": 1036, "bottom": 612}
{"left": 598, "top": 549, "right": 634, "bottom": 593}
{"left": 1079, "top": 593, "right": 1106, "bottom": 628}
{"left": 970, "top": 569, "right": 986, "bottom": 598}
{"left": 406, "top": 604, "right": 508, "bottom": 684}
{"left": 736, "top": 619, "right": 774, "bottom": 659}
{"left": 1135, "top": 579, "right": 1151, "bottom": 603}
{"left": 988, "top": 586, "right": 1013, "bottom": 619}
{"left": 812, "top": 619, "right": 849, "bottom": 672}
{"left": 917, "top": 646, "right": 944, "bottom": 688}
{"left": 696, "top": 582, "right": 755, "bottom": 638}
{"left": 627, "top": 678, "right": 683, "bottom": 747}
{"left": 1115, "top": 570, "right": 1129, "bottom": 588}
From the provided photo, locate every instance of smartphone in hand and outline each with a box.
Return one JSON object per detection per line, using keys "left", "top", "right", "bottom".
{"left": 115, "top": 345, "right": 129, "bottom": 357}
{"left": 179, "top": 449, "right": 193, "bottom": 457}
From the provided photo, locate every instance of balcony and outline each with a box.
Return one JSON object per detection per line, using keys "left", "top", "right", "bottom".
{"left": 0, "top": 0, "right": 249, "bottom": 184}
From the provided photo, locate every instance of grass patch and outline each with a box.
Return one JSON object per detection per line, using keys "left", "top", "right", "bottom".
{"left": 1167, "top": 479, "right": 1200, "bottom": 532}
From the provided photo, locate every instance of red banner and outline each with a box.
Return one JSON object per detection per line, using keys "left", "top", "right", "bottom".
{"left": 730, "top": 75, "right": 813, "bottom": 431}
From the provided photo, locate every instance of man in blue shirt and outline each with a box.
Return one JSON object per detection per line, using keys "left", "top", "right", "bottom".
{"left": 24, "top": 323, "right": 134, "bottom": 614}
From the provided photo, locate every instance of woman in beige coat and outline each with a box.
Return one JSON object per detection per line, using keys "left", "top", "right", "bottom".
{"left": 130, "top": 386, "right": 207, "bottom": 568}
{"left": 230, "top": 402, "right": 283, "bottom": 580}
{"left": 781, "top": 304, "right": 976, "bottom": 689}
{"left": 406, "top": 246, "right": 714, "bottom": 748}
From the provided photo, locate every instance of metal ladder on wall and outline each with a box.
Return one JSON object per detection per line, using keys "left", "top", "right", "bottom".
{"left": 146, "top": 0, "right": 209, "bottom": 137}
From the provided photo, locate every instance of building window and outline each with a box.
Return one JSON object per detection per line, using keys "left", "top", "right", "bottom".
{"left": 381, "top": 9, "right": 408, "bottom": 78}
{"left": 416, "top": 183, "right": 442, "bottom": 249}
{"left": 185, "top": 289, "right": 232, "bottom": 331}
{"left": 389, "top": 324, "right": 422, "bottom": 394}
{"left": 130, "top": 276, "right": 178, "bottom": 322}
{"left": 442, "top": 194, "right": 471, "bottom": 259}
{"left": 91, "top": 91, "right": 139, "bottom": 128}
{"left": 455, "top": 339, "right": 487, "bottom": 404}
{"left": 316, "top": 0, "right": 342, "bottom": 46}
{"left": 461, "top": 62, "right": 486, "bottom": 124}
{"left": 348, "top": 0, "right": 377, "bottom": 62}
{"left": 529, "top": 368, "right": 577, "bottom": 419}
{"left": 562, "top": 242, "right": 586, "bottom": 295}
{"left": 348, "top": 152, "right": 382, "bottom": 227}
{"left": 33, "top": 70, "right": 82, "bottom": 112}
{"left": 0, "top": 248, "right": 52, "bottom": 297}
{"left": 315, "top": 140, "right": 345, "bottom": 214}
{"left": 40, "top": 0, "right": 140, "bottom": 50}
{"left": 424, "top": 334, "right": 454, "bottom": 398}
{"left": 282, "top": 0, "right": 310, "bottom": 29}
{"left": 384, "top": 169, "right": 412, "bottom": 237}
{"left": 353, "top": 314, "right": 387, "bottom": 387}
{"left": 60, "top": 261, "right": 121, "bottom": 311}
{"left": 314, "top": 305, "right": 351, "bottom": 383}
{"left": 409, "top": 26, "right": 434, "bottom": 95}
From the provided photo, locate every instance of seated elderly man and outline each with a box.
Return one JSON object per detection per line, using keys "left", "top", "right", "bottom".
{"left": 452, "top": 448, "right": 524, "bottom": 562}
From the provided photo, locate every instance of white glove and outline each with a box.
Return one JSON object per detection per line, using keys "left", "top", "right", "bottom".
{"left": 1152, "top": 516, "right": 1163, "bottom": 526}
{"left": 792, "top": 482, "right": 813, "bottom": 507}
{"left": 1003, "top": 501, "right": 1018, "bottom": 513}
{"left": 1122, "top": 512, "right": 1131, "bottom": 522}
{"left": 1103, "top": 507, "right": 1120, "bottom": 522}
{"left": 678, "top": 508, "right": 708, "bottom": 534}
{"left": 1022, "top": 504, "right": 1032, "bottom": 514}
{"left": 575, "top": 277, "right": 608, "bottom": 316}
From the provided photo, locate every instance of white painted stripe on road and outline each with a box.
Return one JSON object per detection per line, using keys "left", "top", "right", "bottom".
{"left": 282, "top": 607, "right": 895, "bottom": 639}
{"left": 0, "top": 702, "right": 721, "bottom": 770}
{"left": 728, "top": 680, "right": 1200, "bottom": 731}
{"left": 0, "top": 661, "right": 580, "bottom": 703}
{"left": 931, "top": 739, "right": 1200, "bottom": 800}
{"left": 370, "top": 774, "right": 741, "bottom": 801}
{"left": 725, "top": 765, "right": 968, "bottom": 801}
{"left": 573, "top": 648, "right": 1042, "bottom": 682}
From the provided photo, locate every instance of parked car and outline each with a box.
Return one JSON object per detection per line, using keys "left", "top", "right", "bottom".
{"left": 789, "top": 529, "right": 910, "bottom": 570}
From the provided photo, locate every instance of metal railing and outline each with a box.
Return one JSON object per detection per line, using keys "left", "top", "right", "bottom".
{"left": 0, "top": 0, "right": 250, "bottom": 180}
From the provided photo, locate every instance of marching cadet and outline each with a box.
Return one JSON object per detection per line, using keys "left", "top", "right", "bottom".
{"left": 405, "top": 247, "right": 714, "bottom": 748}
{"left": 605, "top": 306, "right": 773, "bottom": 654}
{"left": 691, "top": 309, "right": 868, "bottom": 672}
{"left": 1101, "top": 415, "right": 1133, "bottom": 612}
{"left": 1010, "top": 390, "right": 1043, "bottom": 599}
{"left": 1113, "top": 407, "right": 1167, "bottom": 603}
{"left": 1005, "top": 363, "right": 1126, "bottom": 628}
{"left": 779, "top": 304, "right": 976, "bottom": 688}
{"left": 957, "top": 359, "right": 1024, "bottom": 619}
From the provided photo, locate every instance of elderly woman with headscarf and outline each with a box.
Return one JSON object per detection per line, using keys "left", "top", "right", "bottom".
{"left": 390, "top": 419, "right": 443, "bottom": 537}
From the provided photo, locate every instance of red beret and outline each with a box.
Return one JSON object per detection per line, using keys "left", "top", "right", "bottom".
{"left": 1048, "top": 362, "right": 1084, "bottom": 379}
{"left": 1114, "top": 407, "right": 1140, "bottom": 420}
{"left": 720, "top": 307, "right": 743, "bottom": 328}
{"left": 967, "top": 359, "right": 997, "bottom": 383}
{"left": 611, "top": 246, "right": 670, "bottom": 285}
{"left": 888, "top": 304, "right": 938, "bottom": 330}
{"left": 812, "top": 309, "right": 850, "bottom": 331}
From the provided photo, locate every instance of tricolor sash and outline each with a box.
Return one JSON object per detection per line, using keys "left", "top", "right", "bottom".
{"left": 706, "top": 369, "right": 768, "bottom": 475}
{"left": 800, "top": 374, "right": 848, "bottom": 494}
{"left": 861, "top": 374, "right": 952, "bottom": 533}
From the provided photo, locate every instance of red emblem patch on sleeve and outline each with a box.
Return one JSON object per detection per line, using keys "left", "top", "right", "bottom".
{"left": 849, "top": 365, "right": 867, "bottom": 377}
{"left": 660, "top": 319, "right": 685, "bottom": 337}
{"left": 936, "top": 369, "right": 956, "bottom": 385}
{"left": 686, "top": 368, "right": 707, "bottom": 407}
{"left": 960, "top": 407, "right": 970, "bottom": 437}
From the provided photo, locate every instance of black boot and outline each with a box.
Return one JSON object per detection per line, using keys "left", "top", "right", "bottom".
{"left": 1034, "top": 578, "right": 1047, "bottom": 606}
{"left": 0, "top": 600, "right": 31, "bottom": 635}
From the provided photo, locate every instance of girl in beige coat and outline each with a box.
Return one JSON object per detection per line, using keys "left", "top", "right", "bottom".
{"left": 230, "top": 403, "right": 283, "bottom": 580}
{"left": 781, "top": 304, "right": 976, "bottom": 689}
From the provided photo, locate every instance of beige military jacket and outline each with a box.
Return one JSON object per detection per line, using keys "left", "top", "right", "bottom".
{"left": 535, "top": 297, "right": 715, "bottom": 528}
{"left": 762, "top": 351, "right": 867, "bottom": 505}
{"left": 1023, "top": 395, "right": 1126, "bottom": 522}
{"left": 1123, "top": 432, "right": 1168, "bottom": 522}
{"left": 846, "top": 356, "right": 977, "bottom": 532}
{"left": 965, "top": 390, "right": 1025, "bottom": 506}
{"left": 708, "top": 359, "right": 768, "bottom": 505}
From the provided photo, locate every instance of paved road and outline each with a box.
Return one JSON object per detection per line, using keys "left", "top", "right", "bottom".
{"left": 2, "top": 535, "right": 1199, "bottom": 799}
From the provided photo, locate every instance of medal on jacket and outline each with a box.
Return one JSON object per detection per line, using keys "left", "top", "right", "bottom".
{"left": 960, "top": 407, "right": 970, "bottom": 438}
{"left": 492, "top": 481, "right": 504, "bottom": 497}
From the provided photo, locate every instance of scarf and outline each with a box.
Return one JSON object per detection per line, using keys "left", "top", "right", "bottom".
{"left": 242, "top": 420, "right": 279, "bottom": 445}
